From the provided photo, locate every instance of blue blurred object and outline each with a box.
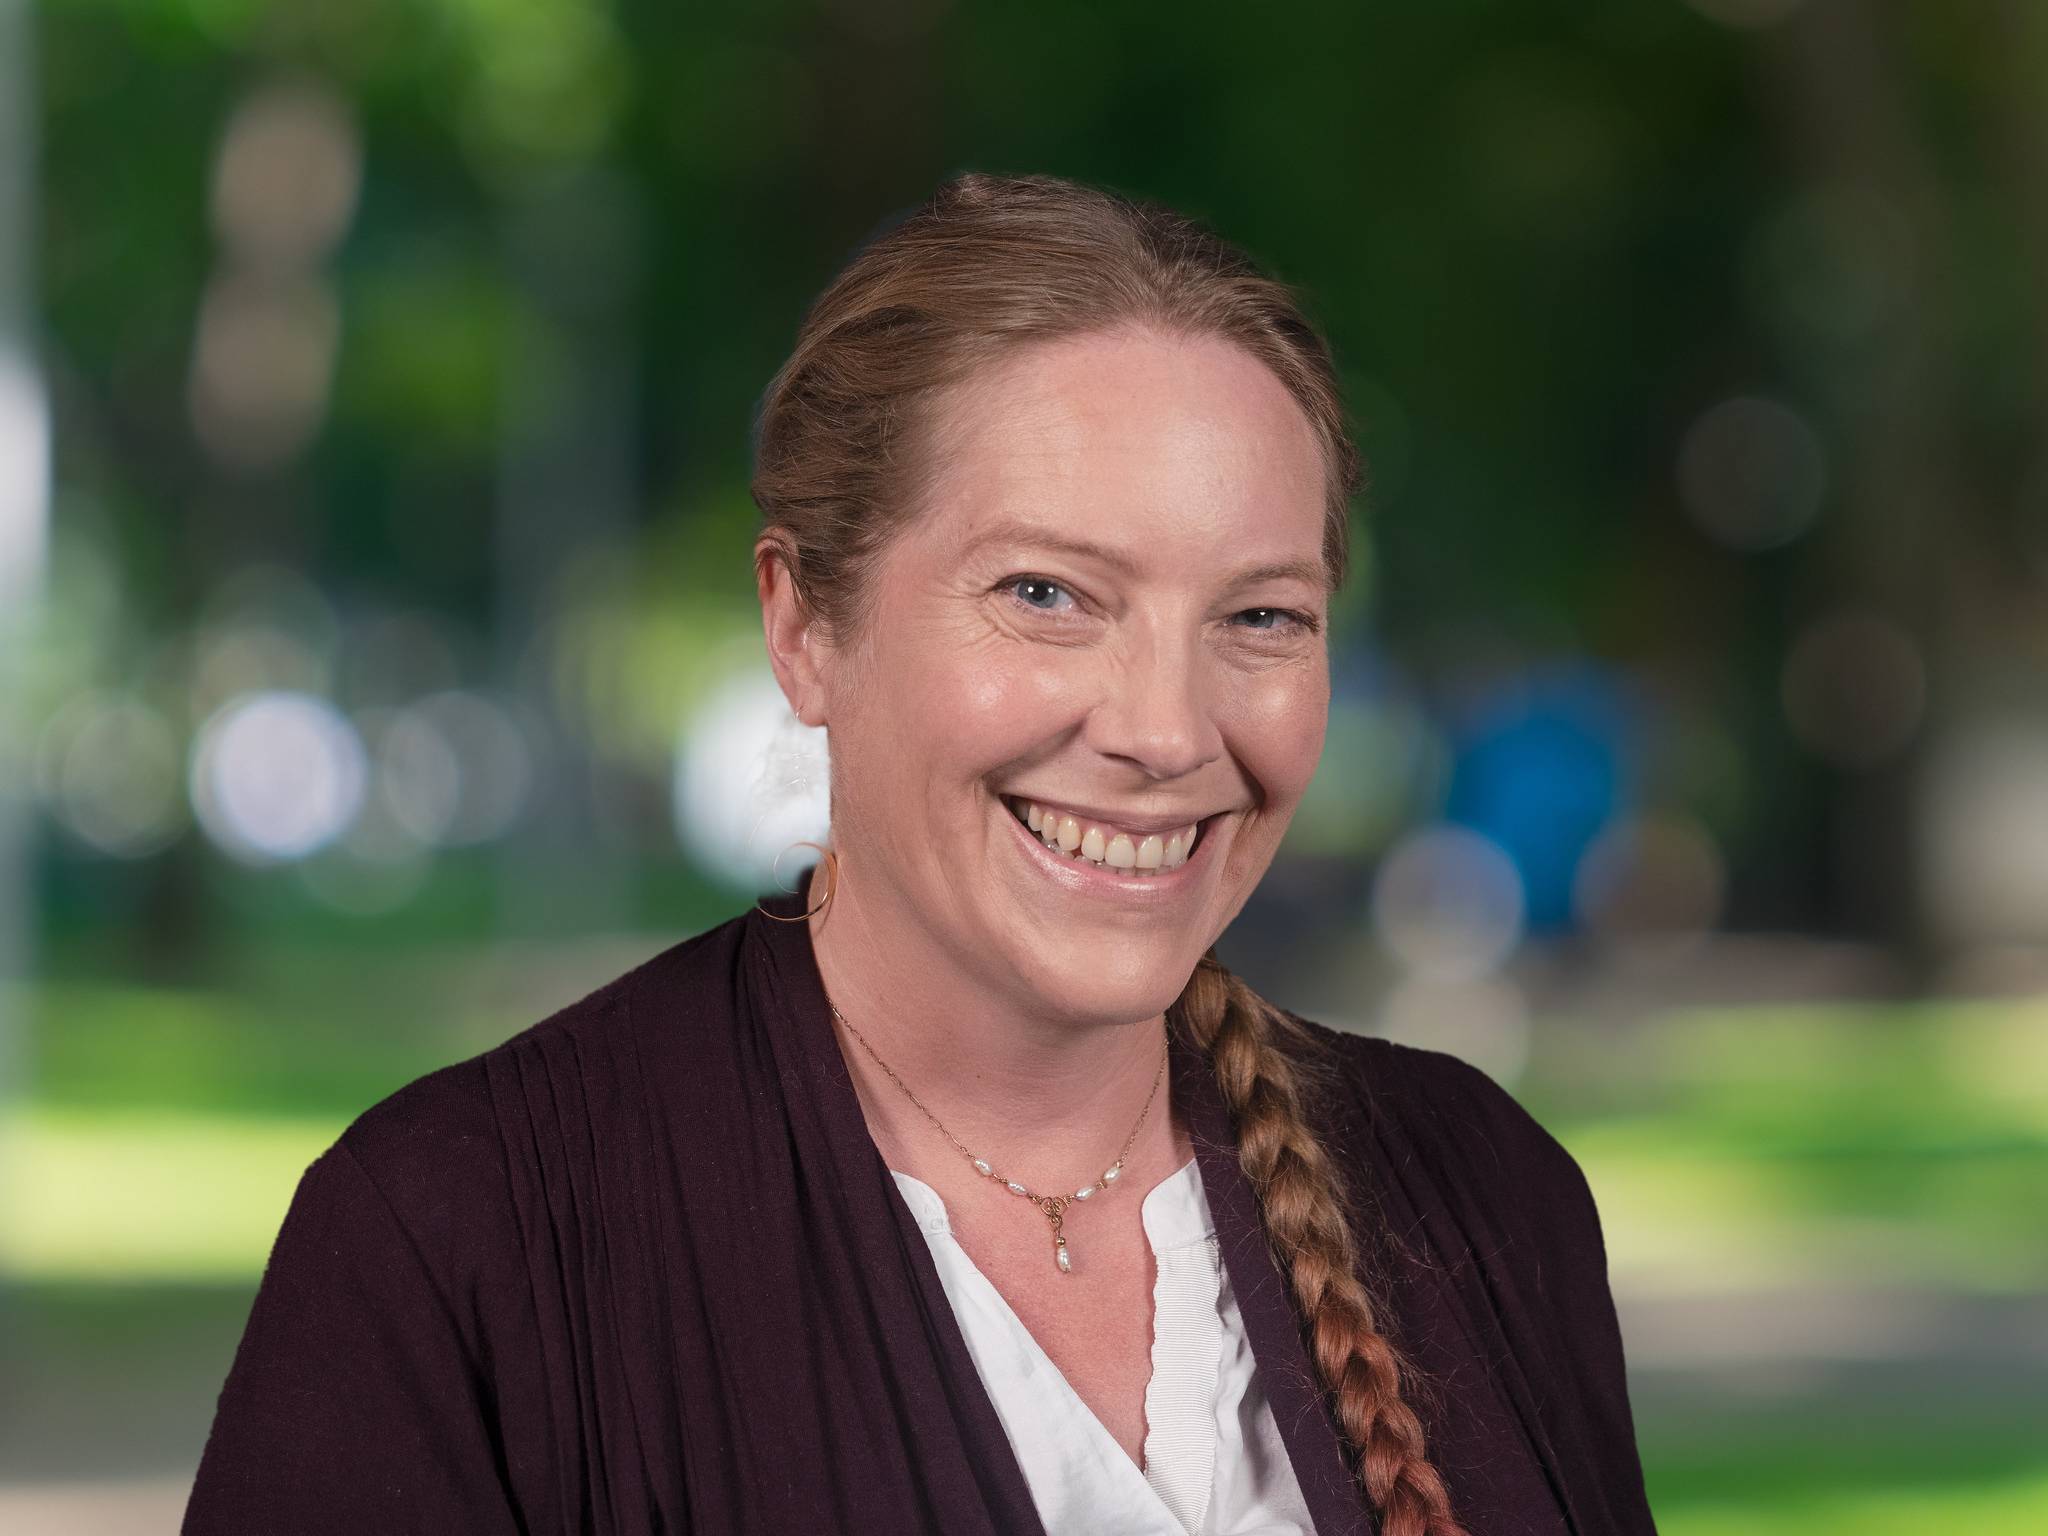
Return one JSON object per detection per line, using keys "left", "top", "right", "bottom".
{"left": 1441, "top": 662, "right": 1632, "bottom": 933}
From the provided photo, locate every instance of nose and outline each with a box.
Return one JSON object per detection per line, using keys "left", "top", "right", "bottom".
{"left": 1083, "top": 626, "right": 1223, "bottom": 782}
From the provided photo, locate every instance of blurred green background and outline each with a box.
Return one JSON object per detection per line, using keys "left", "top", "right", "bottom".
{"left": 3, "top": 0, "right": 2046, "bottom": 1530}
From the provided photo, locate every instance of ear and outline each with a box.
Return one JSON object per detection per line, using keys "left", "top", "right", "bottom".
{"left": 756, "top": 532, "right": 831, "bottom": 727}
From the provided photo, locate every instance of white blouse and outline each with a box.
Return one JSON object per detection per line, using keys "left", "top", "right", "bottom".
{"left": 890, "top": 1155, "right": 1318, "bottom": 1535}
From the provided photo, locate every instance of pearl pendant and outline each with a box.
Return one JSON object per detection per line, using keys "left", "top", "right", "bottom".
{"left": 1054, "top": 1237, "right": 1072, "bottom": 1274}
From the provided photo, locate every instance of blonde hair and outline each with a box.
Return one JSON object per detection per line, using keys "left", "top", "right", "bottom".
{"left": 751, "top": 171, "right": 1468, "bottom": 1536}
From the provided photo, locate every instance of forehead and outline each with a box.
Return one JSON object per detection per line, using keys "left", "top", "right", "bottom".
{"left": 915, "top": 326, "right": 1328, "bottom": 567}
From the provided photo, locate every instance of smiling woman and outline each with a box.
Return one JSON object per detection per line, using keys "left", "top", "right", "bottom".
{"left": 183, "top": 174, "right": 1659, "bottom": 1536}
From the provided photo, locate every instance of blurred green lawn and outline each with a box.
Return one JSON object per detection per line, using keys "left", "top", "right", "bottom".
{"left": 4, "top": 976, "right": 2044, "bottom": 1531}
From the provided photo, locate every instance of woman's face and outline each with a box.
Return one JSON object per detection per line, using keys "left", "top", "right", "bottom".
{"left": 802, "top": 326, "right": 1332, "bottom": 1027}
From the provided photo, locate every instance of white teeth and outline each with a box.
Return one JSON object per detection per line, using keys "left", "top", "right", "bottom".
{"left": 1012, "top": 798, "right": 1206, "bottom": 875}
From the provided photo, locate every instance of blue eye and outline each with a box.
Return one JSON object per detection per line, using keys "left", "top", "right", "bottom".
{"left": 1236, "top": 607, "right": 1302, "bottom": 630}
{"left": 1008, "top": 576, "right": 1072, "bottom": 611}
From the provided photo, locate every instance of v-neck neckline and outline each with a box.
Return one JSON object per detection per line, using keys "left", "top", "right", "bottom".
{"left": 888, "top": 1157, "right": 1207, "bottom": 1531}
{"left": 745, "top": 893, "right": 1374, "bottom": 1536}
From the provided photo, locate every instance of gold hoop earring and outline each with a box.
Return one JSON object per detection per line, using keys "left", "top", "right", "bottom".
{"left": 755, "top": 841, "right": 838, "bottom": 921}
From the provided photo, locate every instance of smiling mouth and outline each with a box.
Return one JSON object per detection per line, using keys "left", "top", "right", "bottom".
{"left": 1002, "top": 795, "right": 1204, "bottom": 875}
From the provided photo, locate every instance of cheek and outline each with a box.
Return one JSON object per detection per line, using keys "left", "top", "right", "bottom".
{"left": 1229, "top": 663, "right": 1330, "bottom": 806}
{"left": 857, "top": 616, "right": 1084, "bottom": 778}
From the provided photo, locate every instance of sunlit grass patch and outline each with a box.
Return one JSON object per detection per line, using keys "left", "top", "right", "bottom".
{"left": 0, "top": 1107, "right": 342, "bottom": 1283}
{"left": 1562, "top": 1121, "right": 2048, "bottom": 1294}
{"left": 16, "top": 977, "right": 465, "bottom": 1119}
{"left": 1641, "top": 1403, "right": 2048, "bottom": 1536}
{"left": 1657, "top": 1470, "right": 2048, "bottom": 1536}
{"left": 1526, "top": 996, "right": 2048, "bottom": 1296}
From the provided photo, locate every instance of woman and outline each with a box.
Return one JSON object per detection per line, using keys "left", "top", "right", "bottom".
{"left": 185, "top": 173, "right": 1658, "bottom": 1536}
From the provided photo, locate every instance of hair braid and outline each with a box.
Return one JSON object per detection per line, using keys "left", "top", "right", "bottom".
{"left": 752, "top": 169, "right": 1466, "bottom": 1528}
{"left": 1172, "top": 953, "right": 1469, "bottom": 1536}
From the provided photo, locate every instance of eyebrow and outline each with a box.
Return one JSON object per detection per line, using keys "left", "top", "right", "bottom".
{"left": 964, "top": 518, "right": 1329, "bottom": 590}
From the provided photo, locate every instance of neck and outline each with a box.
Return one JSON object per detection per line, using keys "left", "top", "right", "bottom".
{"left": 801, "top": 857, "right": 1190, "bottom": 1186}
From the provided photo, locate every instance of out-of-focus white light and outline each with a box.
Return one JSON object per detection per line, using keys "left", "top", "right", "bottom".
{"left": 673, "top": 665, "right": 830, "bottom": 888}
{"left": 376, "top": 690, "right": 534, "bottom": 847}
{"left": 0, "top": 343, "right": 49, "bottom": 613}
{"left": 1676, "top": 395, "right": 1827, "bottom": 551}
{"left": 1371, "top": 823, "right": 1526, "bottom": 981}
{"left": 37, "top": 692, "right": 186, "bottom": 858}
{"left": 189, "top": 690, "right": 366, "bottom": 864}
{"left": 373, "top": 704, "right": 460, "bottom": 845}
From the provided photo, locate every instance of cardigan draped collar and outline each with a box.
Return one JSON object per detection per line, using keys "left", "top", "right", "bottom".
{"left": 742, "top": 894, "right": 1375, "bottom": 1535}
{"left": 185, "top": 892, "right": 1659, "bottom": 1535}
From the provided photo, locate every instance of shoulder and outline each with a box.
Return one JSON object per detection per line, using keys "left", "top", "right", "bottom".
{"left": 1275, "top": 1012, "right": 1627, "bottom": 1344}
{"left": 322, "top": 910, "right": 755, "bottom": 1267}
{"left": 1283, "top": 1008, "right": 1544, "bottom": 1136}
{"left": 1282, "top": 1011, "right": 1599, "bottom": 1225}
{"left": 1282, "top": 1018, "right": 1656, "bottom": 1523}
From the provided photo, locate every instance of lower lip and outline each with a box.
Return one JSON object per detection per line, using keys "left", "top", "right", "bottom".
{"left": 1000, "top": 799, "right": 1213, "bottom": 897}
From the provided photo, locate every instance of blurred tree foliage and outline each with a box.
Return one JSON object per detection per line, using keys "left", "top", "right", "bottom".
{"left": 30, "top": 0, "right": 2048, "bottom": 955}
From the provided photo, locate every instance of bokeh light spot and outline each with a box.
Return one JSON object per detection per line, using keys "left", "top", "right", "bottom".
{"left": 189, "top": 690, "right": 367, "bottom": 864}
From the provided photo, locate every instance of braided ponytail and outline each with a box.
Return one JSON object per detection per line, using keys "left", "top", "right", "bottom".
{"left": 1171, "top": 953, "right": 1469, "bottom": 1536}
{"left": 751, "top": 169, "right": 1462, "bottom": 1526}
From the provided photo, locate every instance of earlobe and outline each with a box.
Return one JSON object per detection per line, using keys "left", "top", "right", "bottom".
{"left": 757, "top": 533, "right": 830, "bottom": 727}
{"left": 788, "top": 662, "right": 827, "bottom": 729}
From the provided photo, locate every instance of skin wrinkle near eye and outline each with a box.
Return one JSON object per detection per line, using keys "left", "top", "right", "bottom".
{"left": 996, "top": 576, "right": 1319, "bottom": 660}
{"left": 966, "top": 516, "right": 1332, "bottom": 595}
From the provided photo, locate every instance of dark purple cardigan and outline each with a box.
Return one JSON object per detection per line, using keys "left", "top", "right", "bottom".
{"left": 183, "top": 894, "right": 1659, "bottom": 1534}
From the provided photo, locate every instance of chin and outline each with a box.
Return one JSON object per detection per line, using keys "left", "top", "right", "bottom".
{"left": 1017, "top": 933, "right": 1199, "bottom": 1027}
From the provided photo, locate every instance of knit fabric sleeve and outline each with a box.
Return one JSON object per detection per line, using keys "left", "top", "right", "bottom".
{"left": 182, "top": 1070, "right": 529, "bottom": 1535}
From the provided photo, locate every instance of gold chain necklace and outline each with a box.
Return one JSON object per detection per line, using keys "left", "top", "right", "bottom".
{"left": 829, "top": 1001, "right": 1169, "bottom": 1276}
